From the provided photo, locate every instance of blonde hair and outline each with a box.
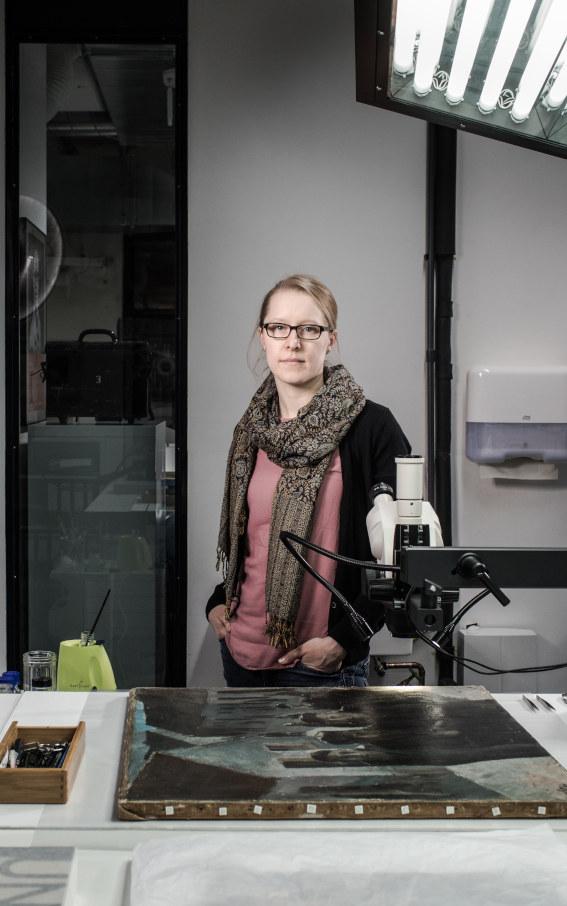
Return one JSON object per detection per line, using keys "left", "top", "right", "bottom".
{"left": 258, "top": 274, "right": 338, "bottom": 330}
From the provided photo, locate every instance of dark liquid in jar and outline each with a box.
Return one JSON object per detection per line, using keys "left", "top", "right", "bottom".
{"left": 31, "top": 677, "right": 53, "bottom": 688}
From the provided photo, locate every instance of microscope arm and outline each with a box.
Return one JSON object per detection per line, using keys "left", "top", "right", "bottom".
{"left": 399, "top": 547, "right": 567, "bottom": 590}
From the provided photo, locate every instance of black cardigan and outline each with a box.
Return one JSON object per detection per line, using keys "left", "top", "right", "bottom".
{"left": 206, "top": 400, "right": 411, "bottom": 666}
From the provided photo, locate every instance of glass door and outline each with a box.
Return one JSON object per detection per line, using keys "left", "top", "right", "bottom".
{"left": 10, "top": 38, "right": 186, "bottom": 687}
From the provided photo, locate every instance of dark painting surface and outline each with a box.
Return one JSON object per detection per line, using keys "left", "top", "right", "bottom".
{"left": 117, "top": 686, "right": 567, "bottom": 820}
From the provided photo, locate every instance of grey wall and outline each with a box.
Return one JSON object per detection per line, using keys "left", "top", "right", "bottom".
{"left": 186, "top": 0, "right": 427, "bottom": 685}
{"left": 453, "top": 134, "right": 567, "bottom": 691}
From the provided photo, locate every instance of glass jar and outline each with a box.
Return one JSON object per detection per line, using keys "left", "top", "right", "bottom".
{"left": 22, "top": 650, "right": 57, "bottom": 691}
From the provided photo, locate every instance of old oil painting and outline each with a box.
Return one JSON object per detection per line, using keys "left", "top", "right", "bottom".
{"left": 117, "top": 685, "right": 567, "bottom": 820}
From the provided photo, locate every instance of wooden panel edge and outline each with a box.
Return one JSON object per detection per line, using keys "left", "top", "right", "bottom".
{"left": 114, "top": 688, "right": 140, "bottom": 818}
{"left": 114, "top": 797, "right": 567, "bottom": 821}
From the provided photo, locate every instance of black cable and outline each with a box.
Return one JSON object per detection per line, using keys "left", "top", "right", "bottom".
{"left": 279, "top": 532, "right": 374, "bottom": 641}
{"left": 279, "top": 531, "right": 399, "bottom": 573}
{"left": 433, "top": 588, "right": 491, "bottom": 645}
{"left": 411, "top": 618, "right": 567, "bottom": 676}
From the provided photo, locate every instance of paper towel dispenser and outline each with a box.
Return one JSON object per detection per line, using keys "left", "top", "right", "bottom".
{"left": 466, "top": 366, "right": 567, "bottom": 465}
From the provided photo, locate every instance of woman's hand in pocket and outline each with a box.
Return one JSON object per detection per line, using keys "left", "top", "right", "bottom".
{"left": 208, "top": 604, "right": 231, "bottom": 640}
{"left": 277, "top": 636, "right": 345, "bottom": 672}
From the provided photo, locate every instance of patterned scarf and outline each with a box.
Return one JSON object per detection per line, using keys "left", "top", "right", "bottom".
{"left": 216, "top": 364, "right": 366, "bottom": 648}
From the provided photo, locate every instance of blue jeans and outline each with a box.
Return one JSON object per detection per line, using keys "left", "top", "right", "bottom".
{"left": 220, "top": 638, "right": 368, "bottom": 688}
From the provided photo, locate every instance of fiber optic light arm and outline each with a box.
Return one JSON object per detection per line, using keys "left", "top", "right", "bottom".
{"left": 279, "top": 530, "right": 375, "bottom": 642}
{"left": 452, "top": 552, "right": 510, "bottom": 607}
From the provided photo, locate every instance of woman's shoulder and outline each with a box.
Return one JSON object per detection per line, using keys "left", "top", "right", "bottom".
{"left": 352, "top": 399, "right": 399, "bottom": 430}
{"left": 345, "top": 399, "right": 411, "bottom": 453}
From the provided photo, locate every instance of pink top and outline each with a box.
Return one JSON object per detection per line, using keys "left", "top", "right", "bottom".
{"left": 226, "top": 448, "right": 343, "bottom": 670}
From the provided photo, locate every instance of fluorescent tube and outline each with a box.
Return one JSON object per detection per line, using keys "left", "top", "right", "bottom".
{"left": 511, "top": 0, "right": 567, "bottom": 122}
{"left": 393, "top": 0, "right": 421, "bottom": 76}
{"left": 413, "top": 0, "right": 454, "bottom": 96}
{"left": 446, "top": 0, "right": 495, "bottom": 106}
{"left": 478, "top": 0, "right": 537, "bottom": 114}
{"left": 530, "top": 0, "right": 556, "bottom": 50}
{"left": 544, "top": 43, "right": 567, "bottom": 108}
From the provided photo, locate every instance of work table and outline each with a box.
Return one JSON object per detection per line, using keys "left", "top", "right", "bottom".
{"left": 1, "top": 689, "right": 567, "bottom": 905}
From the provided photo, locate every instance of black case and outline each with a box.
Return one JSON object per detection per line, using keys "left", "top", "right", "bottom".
{"left": 45, "top": 329, "right": 152, "bottom": 423}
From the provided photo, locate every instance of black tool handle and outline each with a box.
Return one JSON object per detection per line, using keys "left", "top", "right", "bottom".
{"left": 453, "top": 553, "right": 510, "bottom": 607}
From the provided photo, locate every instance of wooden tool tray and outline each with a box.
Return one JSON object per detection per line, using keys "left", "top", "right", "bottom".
{"left": 0, "top": 721, "right": 85, "bottom": 804}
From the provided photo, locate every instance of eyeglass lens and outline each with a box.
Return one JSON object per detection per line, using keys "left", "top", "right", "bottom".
{"left": 264, "top": 323, "right": 324, "bottom": 339}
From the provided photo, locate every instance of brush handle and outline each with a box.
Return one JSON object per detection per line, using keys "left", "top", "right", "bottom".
{"left": 86, "top": 589, "right": 111, "bottom": 643}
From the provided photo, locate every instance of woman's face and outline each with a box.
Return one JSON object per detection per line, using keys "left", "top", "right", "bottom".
{"left": 259, "top": 288, "right": 336, "bottom": 392}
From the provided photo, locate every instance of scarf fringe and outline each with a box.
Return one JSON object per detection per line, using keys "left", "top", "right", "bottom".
{"left": 266, "top": 617, "right": 297, "bottom": 650}
{"left": 216, "top": 548, "right": 228, "bottom": 579}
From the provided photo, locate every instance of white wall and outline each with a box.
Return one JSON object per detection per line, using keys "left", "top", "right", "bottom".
{"left": 453, "top": 133, "right": 567, "bottom": 692}
{"left": 186, "top": 0, "right": 427, "bottom": 684}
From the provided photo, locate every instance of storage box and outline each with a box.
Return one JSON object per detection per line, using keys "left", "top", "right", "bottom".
{"left": 0, "top": 721, "right": 85, "bottom": 804}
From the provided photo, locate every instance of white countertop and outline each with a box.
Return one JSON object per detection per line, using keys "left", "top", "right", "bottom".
{"left": 0, "top": 689, "right": 567, "bottom": 847}
{"left": 2, "top": 690, "right": 567, "bottom": 906}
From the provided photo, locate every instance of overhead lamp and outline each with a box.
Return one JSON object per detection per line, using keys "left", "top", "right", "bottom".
{"left": 355, "top": 0, "right": 567, "bottom": 160}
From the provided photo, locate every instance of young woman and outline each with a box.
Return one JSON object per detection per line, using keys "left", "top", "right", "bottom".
{"left": 206, "top": 274, "right": 410, "bottom": 687}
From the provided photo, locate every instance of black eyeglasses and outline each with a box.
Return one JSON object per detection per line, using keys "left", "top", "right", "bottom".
{"left": 262, "top": 322, "right": 331, "bottom": 340}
